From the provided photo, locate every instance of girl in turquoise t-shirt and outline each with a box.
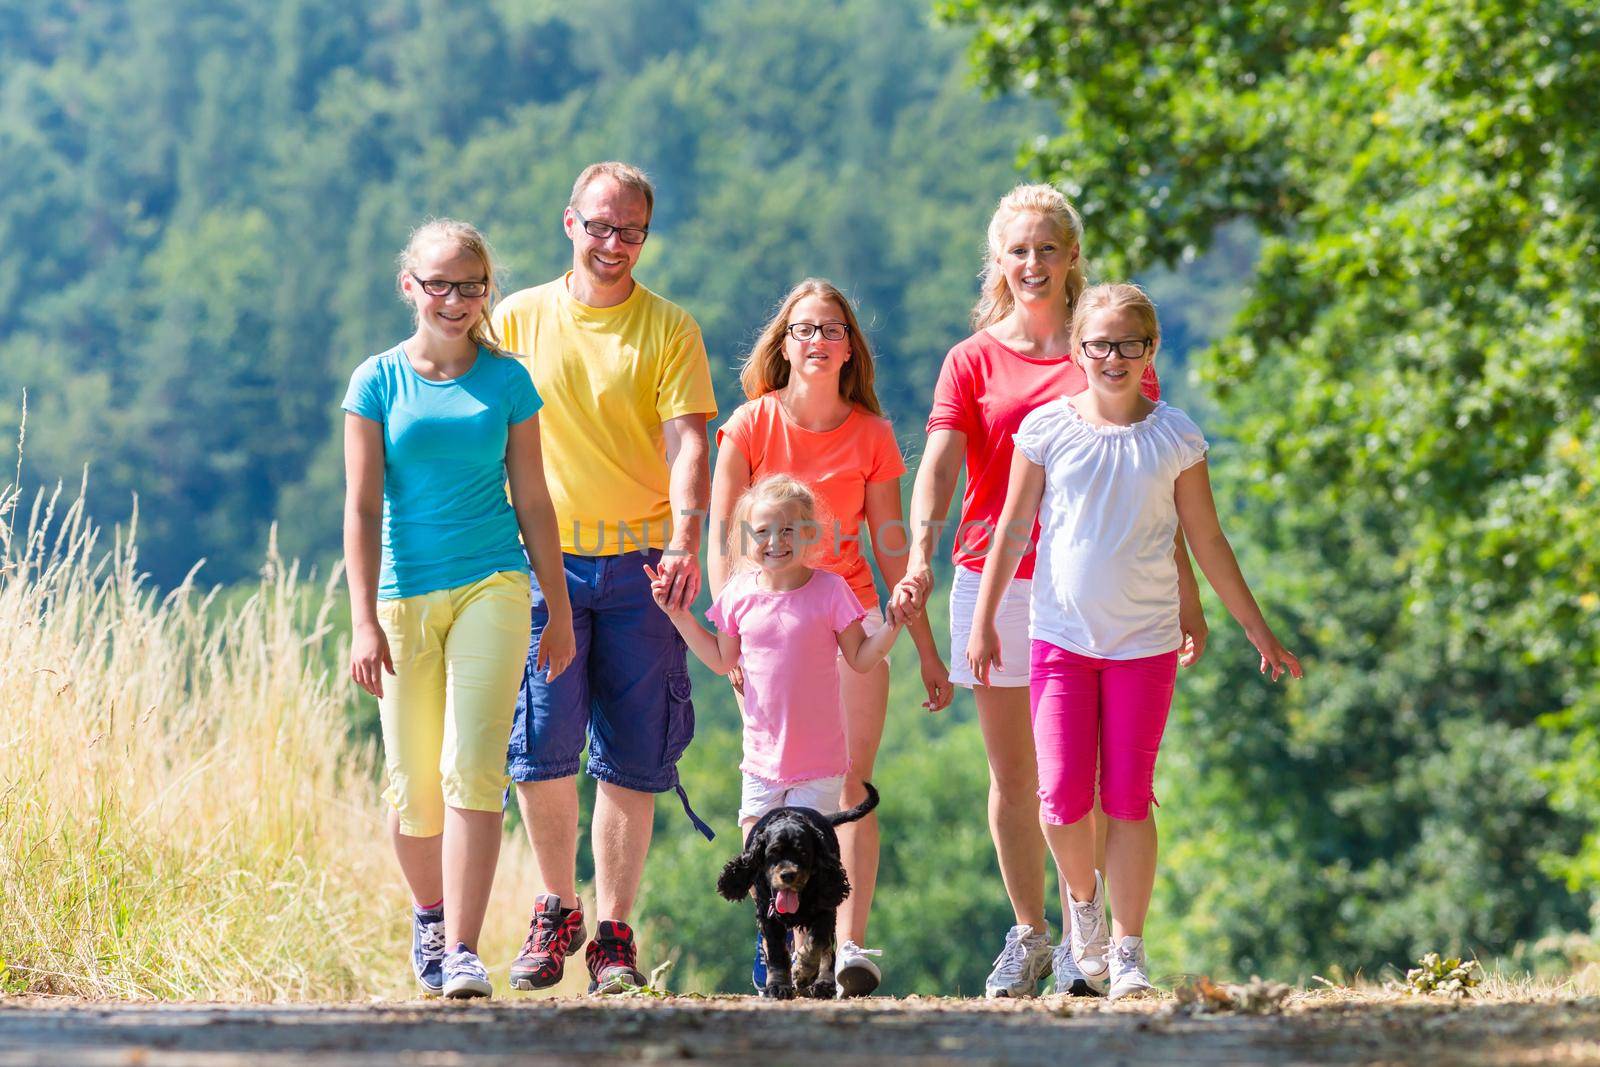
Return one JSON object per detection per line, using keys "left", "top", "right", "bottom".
{"left": 342, "top": 218, "right": 575, "bottom": 999}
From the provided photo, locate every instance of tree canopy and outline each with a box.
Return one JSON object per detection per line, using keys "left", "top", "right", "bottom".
{"left": 941, "top": 0, "right": 1600, "bottom": 974}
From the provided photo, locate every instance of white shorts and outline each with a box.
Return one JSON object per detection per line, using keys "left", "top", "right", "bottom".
{"left": 739, "top": 772, "right": 847, "bottom": 825}
{"left": 948, "top": 566, "right": 1033, "bottom": 689}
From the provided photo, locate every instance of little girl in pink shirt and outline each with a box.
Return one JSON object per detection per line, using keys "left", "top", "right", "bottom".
{"left": 647, "top": 474, "right": 902, "bottom": 835}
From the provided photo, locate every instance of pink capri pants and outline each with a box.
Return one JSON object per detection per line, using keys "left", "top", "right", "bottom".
{"left": 1029, "top": 639, "right": 1179, "bottom": 824}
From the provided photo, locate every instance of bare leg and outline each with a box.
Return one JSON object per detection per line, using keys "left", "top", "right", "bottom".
{"left": 1040, "top": 813, "right": 1098, "bottom": 907}
{"left": 389, "top": 808, "right": 443, "bottom": 906}
{"left": 442, "top": 806, "right": 503, "bottom": 951}
{"left": 836, "top": 657, "right": 890, "bottom": 946}
{"left": 593, "top": 780, "right": 656, "bottom": 923}
{"left": 975, "top": 684, "right": 1048, "bottom": 932}
{"left": 515, "top": 777, "right": 581, "bottom": 910}
{"left": 1104, "top": 814, "right": 1158, "bottom": 938}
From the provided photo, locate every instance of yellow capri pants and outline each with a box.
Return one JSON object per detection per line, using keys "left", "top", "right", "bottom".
{"left": 376, "top": 569, "right": 532, "bottom": 836}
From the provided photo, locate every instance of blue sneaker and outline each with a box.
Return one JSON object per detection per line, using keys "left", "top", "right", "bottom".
{"left": 411, "top": 906, "right": 446, "bottom": 996}
{"left": 752, "top": 930, "right": 767, "bottom": 990}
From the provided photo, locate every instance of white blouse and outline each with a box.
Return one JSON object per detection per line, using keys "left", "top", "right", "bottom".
{"left": 1013, "top": 399, "right": 1209, "bottom": 660}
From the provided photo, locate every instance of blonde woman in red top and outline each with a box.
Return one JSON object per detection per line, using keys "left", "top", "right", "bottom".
{"left": 711, "top": 278, "right": 953, "bottom": 996}
{"left": 895, "top": 184, "right": 1206, "bottom": 998}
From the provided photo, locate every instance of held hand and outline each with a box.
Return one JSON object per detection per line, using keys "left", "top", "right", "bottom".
{"left": 728, "top": 663, "right": 745, "bottom": 696}
{"left": 642, "top": 563, "right": 688, "bottom": 616}
{"left": 1249, "top": 628, "right": 1304, "bottom": 682}
{"left": 536, "top": 612, "right": 577, "bottom": 682}
{"left": 965, "top": 623, "right": 1003, "bottom": 689}
{"left": 350, "top": 621, "right": 395, "bottom": 698}
{"left": 654, "top": 550, "right": 702, "bottom": 612}
{"left": 891, "top": 564, "right": 933, "bottom": 620}
{"left": 919, "top": 652, "right": 953, "bottom": 713}
{"left": 1178, "top": 601, "right": 1209, "bottom": 668}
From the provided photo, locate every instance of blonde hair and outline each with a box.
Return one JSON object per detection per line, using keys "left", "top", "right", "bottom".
{"left": 738, "top": 278, "right": 884, "bottom": 416}
{"left": 970, "top": 183, "right": 1087, "bottom": 330}
{"left": 397, "top": 218, "right": 503, "bottom": 352}
{"left": 570, "top": 161, "right": 655, "bottom": 222}
{"left": 727, "top": 474, "right": 822, "bottom": 573}
{"left": 1070, "top": 283, "right": 1162, "bottom": 363}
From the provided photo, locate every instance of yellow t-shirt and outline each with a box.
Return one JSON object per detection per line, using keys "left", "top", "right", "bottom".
{"left": 493, "top": 274, "right": 717, "bottom": 556}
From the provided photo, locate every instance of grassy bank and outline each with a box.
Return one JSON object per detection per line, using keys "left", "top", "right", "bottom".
{"left": 0, "top": 479, "right": 542, "bottom": 999}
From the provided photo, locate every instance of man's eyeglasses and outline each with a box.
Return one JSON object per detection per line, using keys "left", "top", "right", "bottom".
{"left": 574, "top": 209, "right": 649, "bottom": 245}
{"left": 409, "top": 272, "right": 488, "bottom": 299}
{"left": 786, "top": 321, "right": 850, "bottom": 342}
{"left": 1081, "top": 338, "right": 1153, "bottom": 361}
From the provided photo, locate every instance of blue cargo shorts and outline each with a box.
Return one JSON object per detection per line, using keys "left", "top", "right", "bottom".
{"left": 507, "top": 548, "right": 714, "bottom": 840}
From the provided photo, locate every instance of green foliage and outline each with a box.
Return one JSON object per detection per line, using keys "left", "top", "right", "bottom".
{"left": 1403, "top": 953, "right": 1484, "bottom": 998}
{"left": 0, "top": 0, "right": 1054, "bottom": 586}
{"left": 943, "top": 0, "right": 1600, "bottom": 979}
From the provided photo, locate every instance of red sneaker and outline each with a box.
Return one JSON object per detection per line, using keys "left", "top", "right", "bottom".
{"left": 509, "top": 893, "right": 587, "bottom": 990}
{"left": 586, "top": 920, "right": 647, "bottom": 994}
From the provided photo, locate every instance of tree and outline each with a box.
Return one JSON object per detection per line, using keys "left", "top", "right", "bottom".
{"left": 940, "top": 0, "right": 1600, "bottom": 976}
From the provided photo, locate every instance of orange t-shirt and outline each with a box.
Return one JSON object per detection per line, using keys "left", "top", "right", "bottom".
{"left": 717, "top": 393, "right": 907, "bottom": 610}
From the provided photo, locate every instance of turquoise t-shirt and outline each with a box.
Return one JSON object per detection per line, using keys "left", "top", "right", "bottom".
{"left": 342, "top": 345, "right": 542, "bottom": 599}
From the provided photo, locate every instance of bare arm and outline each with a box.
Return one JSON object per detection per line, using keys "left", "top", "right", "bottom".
{"left": 507, "top": 414, "right": 575, "bottom": 681}
{"left": 707, "top": 438, "right": 753, "bottom": 600}
{"left": 1174, "top": 528, "right": 1209, "bottom": 667}
{"left": 967, "top": 449, "right": 1045, "bottom": 687}
{"left": 1173, "top": 460, "right": 1303, "bottom": 680}
{"left": 864, "top": 477, "right": 952, "bottom": 712}
{"left": 897, "top": 428, "right": 967, "bottom": 613}
{"left": 837, "top": 616, "right": 905, "bottom": 674}
{"left": 644, "top": 562, "right": 739, "bottom": 674}
{"left": 660, "top": 412, "right": 711, "bottom": 610}
{"left": 343, "top": 414, "right": 392, "bottom": 697}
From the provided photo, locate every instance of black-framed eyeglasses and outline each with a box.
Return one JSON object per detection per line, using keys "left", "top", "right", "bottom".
{"left": 1081, "top": 338, "right": 1153, "bottom": 361}
{"left": 409, "top": 272, "right": 488, "bottom": 299}
{"left": 786, "top": 321, "right": 850, "bottom": 342}
{"left": 573, "top": 209, "right": 649, "bottom": 245}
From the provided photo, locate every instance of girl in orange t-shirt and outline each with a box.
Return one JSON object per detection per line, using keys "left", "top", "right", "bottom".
{"left": 710, "top": 278, "right": 952, "bottom": 997}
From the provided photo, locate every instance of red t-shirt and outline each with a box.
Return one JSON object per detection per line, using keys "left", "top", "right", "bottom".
{"left": 718, "top": 393, "right": 907, "bottom": 609}
{"left": 925, "top": 330, "right": 1161, "bottom": 579}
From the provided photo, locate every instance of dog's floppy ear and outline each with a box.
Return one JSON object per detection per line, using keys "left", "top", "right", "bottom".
{"left": 806, "top": 822, "right": 851, "bottom": 911}
{"left": 717, "top": 831, "right": 763, "bottom": 901}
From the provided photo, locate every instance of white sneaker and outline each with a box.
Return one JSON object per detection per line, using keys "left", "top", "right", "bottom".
{"left": 1068, "top": 872, "right": 1110, "bottom": 979}
{"left": 1107, "top": 935, "right": 1154, "bottom": 1001}
{"left": 834, "top": 939, "right": 882, "bottom": 998}
{"left": 985, "top": 925, "right": 1053, "bottom": 998}
{"left": 442, "top": 942, "right": 492, "bottom": 999}
{"left": 1052, "top": 939, "right": 1105, "bottom": 996}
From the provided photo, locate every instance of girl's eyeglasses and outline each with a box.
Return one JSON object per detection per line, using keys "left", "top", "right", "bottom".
{"left": 1081, "top": 338, "right": 1152, "bottom": 361}
{"left": 409, "top": 272, "right": 488, "bottom": 299}
{"left": 786, "top": 322, "right": 850, "bottom": 342}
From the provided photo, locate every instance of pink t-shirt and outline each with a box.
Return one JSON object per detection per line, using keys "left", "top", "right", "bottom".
{"left": 707, "top": 568, "right": 867, "bottom": 782}
{"left": 925, "top": 330, "right": 1160, "bottom": 579}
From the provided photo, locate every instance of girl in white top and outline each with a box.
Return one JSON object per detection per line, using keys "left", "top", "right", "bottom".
{"left": 968, "top": 283, "right": 1302, "bottom": 1001}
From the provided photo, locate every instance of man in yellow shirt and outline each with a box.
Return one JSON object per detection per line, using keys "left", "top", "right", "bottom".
{"left": 492, "top": 162, "right": 717, "bottom": 994}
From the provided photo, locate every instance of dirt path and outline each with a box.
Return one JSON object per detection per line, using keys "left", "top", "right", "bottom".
{"left": 3, "top": 994, "right": 1598, "bottom": 1066}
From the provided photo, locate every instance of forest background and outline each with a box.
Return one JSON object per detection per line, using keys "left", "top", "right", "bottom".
{"left": 1, "top": 0, "right": 1596, "bottom": 997}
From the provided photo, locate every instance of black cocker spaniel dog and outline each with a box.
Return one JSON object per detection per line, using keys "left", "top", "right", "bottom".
{"left": 716, "top": 782, "right": 879, "bottom": 1000}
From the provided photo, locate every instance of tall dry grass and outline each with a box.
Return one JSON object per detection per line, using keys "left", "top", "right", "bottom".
{"left": 0, "top": 475, "right": 542, "bottom": 1000}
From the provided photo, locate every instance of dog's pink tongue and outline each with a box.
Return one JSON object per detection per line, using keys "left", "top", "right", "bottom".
{"left": 774, "top": 888, "right": 800, "bottom": 915}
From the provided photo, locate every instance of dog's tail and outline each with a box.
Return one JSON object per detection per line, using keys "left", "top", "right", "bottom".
{"left": 829, "top": 782, "right": 878, "bottom": 827}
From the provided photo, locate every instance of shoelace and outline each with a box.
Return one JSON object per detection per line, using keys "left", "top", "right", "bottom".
{"left": 523, "top": 910, "right": 571, "bottom": 956}
{"left": 1072, "top": 899, "right": 1107, "bottom": 956}
{"left": 418, "top": 920, "right": 447, "bottom": 962}
{"left": 1113, "top": 941, "right": 1143, "bottom": 974}
{"left": 840, "top": 941, "right": 882, "bottom": 962}
{"left": 445, "top": 950, "right": 488, "bottom": 980}
{"left": 990, "top": 930, "right": 1037, "bottom": 978}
